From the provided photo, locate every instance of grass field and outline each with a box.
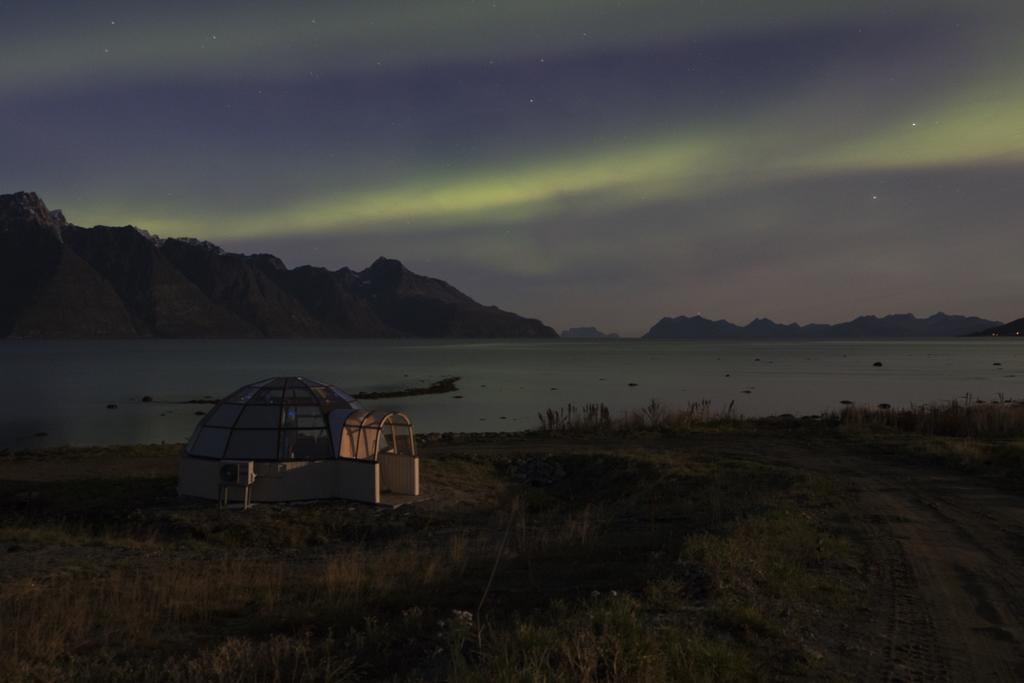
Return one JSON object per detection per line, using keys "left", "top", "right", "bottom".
{"left": 2, "top": 414, "right": 1022, "bottom": 682}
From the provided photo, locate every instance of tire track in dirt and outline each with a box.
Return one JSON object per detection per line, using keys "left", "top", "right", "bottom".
{"left": 792, "top": 453, "right": 1024, "bottom": 682}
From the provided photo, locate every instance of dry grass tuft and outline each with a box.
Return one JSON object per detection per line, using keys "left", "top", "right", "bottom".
{"left": 0, "top": 543, "right": 463, "bottom": 681}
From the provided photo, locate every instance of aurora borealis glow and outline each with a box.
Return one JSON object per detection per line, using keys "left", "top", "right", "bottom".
{"left": 2, "top": 1, "right": 1022, "bottom": 334}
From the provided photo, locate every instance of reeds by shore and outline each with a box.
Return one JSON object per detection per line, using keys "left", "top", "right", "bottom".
{"left": 538, "top": 399, "right": 739, "bottom": 433}
{"left": 538, "top": 396, "right": 1024, "bottom": 439}
{"left": 832, "top": 396, "right": 1024, "bottom": 438}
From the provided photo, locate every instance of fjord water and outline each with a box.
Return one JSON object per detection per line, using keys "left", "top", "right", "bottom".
{"left": 1, "top": 339, "right": 1022, "bottom": 449}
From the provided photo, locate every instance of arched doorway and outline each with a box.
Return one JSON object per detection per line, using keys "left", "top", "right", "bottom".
{"left": 335, "top": 410, "right": 419, "bottom": 497}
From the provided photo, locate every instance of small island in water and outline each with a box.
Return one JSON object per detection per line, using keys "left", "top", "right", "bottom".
{"left": 560, "top": 326, "right": 621, "bottom": 338}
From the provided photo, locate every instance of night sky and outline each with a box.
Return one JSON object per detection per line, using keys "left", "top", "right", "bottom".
{"left": 2, "top": 1, "right": 1022, "bottom": 335}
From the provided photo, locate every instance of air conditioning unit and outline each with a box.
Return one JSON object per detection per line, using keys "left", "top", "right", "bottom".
{"left": 219, "top": 460, "right": 255, "bottom": 486}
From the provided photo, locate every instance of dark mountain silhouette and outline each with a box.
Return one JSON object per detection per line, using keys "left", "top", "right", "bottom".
{"left": 561, "top": 326, "right": 620, "bottom": 338}
{"left": 644, "top": 313, "right": 1001, "bottom": 340}
{"left": 0, "top": 192, "right": 557, "bottom": 338}
{"left": 972, "top": 318, "right": 1024, "bottom": 338}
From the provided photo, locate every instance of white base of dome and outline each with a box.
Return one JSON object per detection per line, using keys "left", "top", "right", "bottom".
{"left": 177, "top": 454, "right": 420, "bottom": 505}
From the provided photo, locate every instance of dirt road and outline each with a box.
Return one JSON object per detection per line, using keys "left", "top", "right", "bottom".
{"left": 796, "top": 452, "right": 1024, "bottom": 681}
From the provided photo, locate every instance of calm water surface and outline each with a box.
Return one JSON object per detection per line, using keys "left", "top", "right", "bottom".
{"left": 2, "top": 339, "right": 1022, "bottom": 448}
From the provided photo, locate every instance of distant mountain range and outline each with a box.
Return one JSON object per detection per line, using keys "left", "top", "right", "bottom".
{"left": 644, "top": 313, "right": 1003, "bottom": 340}
{"left": 561, "top": 326, "right": 620, "bottom": 339}
{"left": 0, "top": 192, "right": 557, "bottom": 338}
{"left": 972, "top": 318, "right": 1024, "bottom": 337}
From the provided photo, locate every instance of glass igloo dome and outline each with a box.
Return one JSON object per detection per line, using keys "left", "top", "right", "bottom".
{"left": 185, "top": 377, "right": 362, "bottom": 462}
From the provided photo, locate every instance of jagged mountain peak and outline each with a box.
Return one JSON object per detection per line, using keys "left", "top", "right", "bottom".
{"left": 0, "top": 191, "right": 67, "bottom": 240}
{"left": 163, "top": 236, "right": 224, "bottom": 254}
{"left": 361, "top": 256, "right": 408, "bottom": 280}
{"left": 250, "top": 252, "right": 286, "bottom": 270}
{"left": 368, "top": 255, "right": 404, "bottom": 269}
{"left": 0, "top": 191, "right": 60, "bottom": 223}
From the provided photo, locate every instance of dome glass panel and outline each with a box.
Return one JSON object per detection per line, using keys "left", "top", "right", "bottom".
{"left": 184, "top": 377, "right": 361, "bottom": 461}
